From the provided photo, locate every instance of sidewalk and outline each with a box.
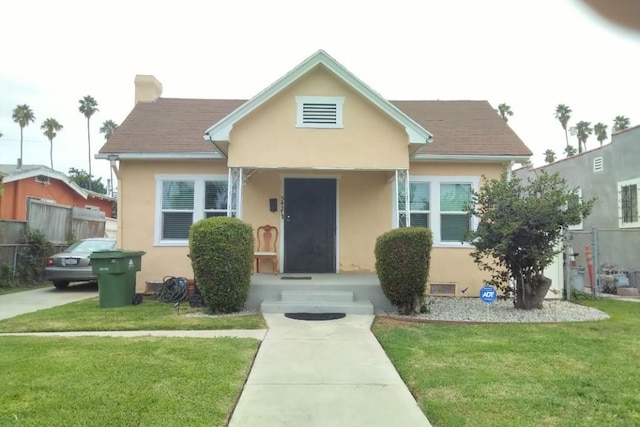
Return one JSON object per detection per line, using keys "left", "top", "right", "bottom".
{"left": 229, "top": 313, "right": 431, "bottom": 427}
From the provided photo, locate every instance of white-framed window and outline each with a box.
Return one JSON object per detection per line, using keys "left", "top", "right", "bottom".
{"left": 593, "top": 156, "right": 603, "bottom": 172}
{"left": 618, "top": 178, "right": 640, "bottom": 228}
{"left": 155, "top": 175, "right": 230, "bottom": 246}
{"left": 394, "top": 176, "right": 479, "bottom": 247}
{"left": 296, "top": 96, "right": 344, "bottom": 129}
{"left": 568, "top": 188, "right": 583, "bottom": 230}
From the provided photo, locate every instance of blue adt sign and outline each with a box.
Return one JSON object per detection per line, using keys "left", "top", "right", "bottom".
{"left": 480, "top": 285, "right": 497, "bottom": 304}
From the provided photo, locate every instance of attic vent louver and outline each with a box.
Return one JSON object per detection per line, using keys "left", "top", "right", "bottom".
{"left": 296, "top": 96, "right": 344, "bottom": 129}
{"left": 303, "top": 103, "right": 337, "bottom": 125}
{"left": 593, "top": 156, "right": 603, "bottom": 172}
{"left": 35, "top": 175, "right": 50, "bottom": 184}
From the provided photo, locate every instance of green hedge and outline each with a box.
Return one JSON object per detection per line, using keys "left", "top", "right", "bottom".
{"left": 188, "top": 217, "right": 254, "bottom": 313}
{"left": 374, "top": 227, "right": 432, "bottom": 314}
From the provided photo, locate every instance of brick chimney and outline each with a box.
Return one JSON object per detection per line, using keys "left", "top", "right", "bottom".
{"left": 134, "top": 75, "right": 163, "bottom": 104}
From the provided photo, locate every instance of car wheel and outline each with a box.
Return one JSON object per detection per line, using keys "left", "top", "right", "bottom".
{"left": 53, "top": 280, "right": 70, "bottom": 289}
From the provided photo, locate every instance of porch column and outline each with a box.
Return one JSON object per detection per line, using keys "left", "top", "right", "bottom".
{"left": 227, "top": 167, "right": 243, "bottom": 219}
{"left": 395, "top": 169, "right": 410, "bottom": 227}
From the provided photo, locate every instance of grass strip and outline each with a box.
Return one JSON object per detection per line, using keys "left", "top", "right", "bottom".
{"left": 0, "top": 297, "right": 266, "bottom": 332}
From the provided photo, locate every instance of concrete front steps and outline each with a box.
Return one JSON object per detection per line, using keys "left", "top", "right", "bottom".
{"left": 260, "top": 290, "right": 374, "bottom": 315}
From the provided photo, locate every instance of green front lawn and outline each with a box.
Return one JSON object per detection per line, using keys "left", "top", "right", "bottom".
{"left": 0, "top": 336, "right": 258, "bottom": 426}
{"left": 0, "top": 297, "right": 266, "bottom": 333}
{"left": 373, "top": 300, "right": 640, "bottom": 426}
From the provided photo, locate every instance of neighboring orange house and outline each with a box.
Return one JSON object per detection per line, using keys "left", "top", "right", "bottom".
{"left": 98, "top": 50, "right": 532, "bottom": 298}
{"left": 0, "top": 165, "right": 115, "bottom": 221}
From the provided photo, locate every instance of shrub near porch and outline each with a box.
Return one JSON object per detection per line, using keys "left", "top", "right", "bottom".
{"left": 375, "top": 227, "right": 432, "bottom": 314}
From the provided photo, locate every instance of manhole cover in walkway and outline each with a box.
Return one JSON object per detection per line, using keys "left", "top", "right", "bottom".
{"left": 284, "top": 312, "right": 346, "bottom": 321}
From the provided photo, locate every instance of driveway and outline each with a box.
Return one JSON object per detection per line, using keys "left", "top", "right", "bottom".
{"left": 0, "top": 282, "right": 98, "bottom": 321}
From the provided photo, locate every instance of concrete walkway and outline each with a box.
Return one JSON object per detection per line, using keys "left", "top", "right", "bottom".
{"left": 0, "top": 283, "right": 98, "bottom": 320}
{"left": 229, "top": 313, "right": 431, "bottom": 427}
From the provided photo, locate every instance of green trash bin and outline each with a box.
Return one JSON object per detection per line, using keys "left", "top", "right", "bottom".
{"left": 90, "top": 250, "right": 146, "bottom": 308}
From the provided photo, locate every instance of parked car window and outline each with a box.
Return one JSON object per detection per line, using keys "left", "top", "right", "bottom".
{"left": 66, "top": 240, "right": 116, "bottom": 253}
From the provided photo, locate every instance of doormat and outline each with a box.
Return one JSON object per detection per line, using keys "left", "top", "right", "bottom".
{"left": 281, "top": 276, "right": 312, "bottom": 280}
{"left": 285, "top": 312, "right": 346, "bottom": 321}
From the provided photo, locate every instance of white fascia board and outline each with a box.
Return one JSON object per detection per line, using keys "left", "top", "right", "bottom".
{"left": 412, "top": 154, "right": 531, "bottom": 162}
{"left": 203, "top": 49, "right": 433, "bottom": 145}
{"left": 95, "top": 152, "right": 225, "bottom": 160}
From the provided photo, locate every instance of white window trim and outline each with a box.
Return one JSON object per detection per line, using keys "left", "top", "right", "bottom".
{"left": 568, "top": 188, "right": 583, "bottom": 231}
{"left": 617, "top": 177, "right": 640, "bottom": 229}
{"left": 393, "top": 175, "right": 479, "bottom": 248}
{"left": 296, "top": 96, "right": 345, "bottom": 129}
{"left": 154, "top": 174, "right": 228, "bottom": 246}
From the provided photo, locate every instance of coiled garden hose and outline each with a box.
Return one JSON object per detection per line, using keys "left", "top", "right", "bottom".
{"left": 157, "top": 276, "right": 189, "bottom": 303}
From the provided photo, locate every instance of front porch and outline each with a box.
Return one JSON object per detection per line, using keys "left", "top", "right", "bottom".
{"left": 247, "top": 273, "right": 394, "bottom": 314}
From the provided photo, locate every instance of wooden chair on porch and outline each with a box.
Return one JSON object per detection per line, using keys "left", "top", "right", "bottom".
{"left": 254, "top": 225, "right": 279, "bottom": 274}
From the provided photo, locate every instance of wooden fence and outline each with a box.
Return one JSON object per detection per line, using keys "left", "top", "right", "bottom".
{"left": 26, "top": 199, "right": 106, "bottom": 244}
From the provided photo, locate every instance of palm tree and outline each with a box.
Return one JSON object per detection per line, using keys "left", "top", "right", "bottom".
{"left": 554, "top": 104, "right": 572, "bottom": 149}
{"left": 78, "top": 95, "right": 99, "bottom": 190}
{"left": 612, "top": 115, "right": 631, "bottom": 132}
{"left": 99, "top": 120, "right": 119, "bottom": 140}
{"left": 497, "top": 103, "right": 513, "bottom": 122}
{"left": 575, "top": 121, "right": 593, "bottom": 153}
{"left": 564, "top": 145, "right": 577, "bottom": 157}
{"left": 12, "top": 104, "right": 36, "bottom": 166}
{"left": 40, "top": 118, "right": 63, "bottom": 170}
{"left": 543, "top": 149, "right": 556, "bottom": 164}
{"left": 593, "top": 122, "right": 608, "bottom": 146}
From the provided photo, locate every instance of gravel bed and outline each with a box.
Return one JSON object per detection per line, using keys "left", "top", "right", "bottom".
{"left": 384, "top": 298, "right": 609, "bottom": 323}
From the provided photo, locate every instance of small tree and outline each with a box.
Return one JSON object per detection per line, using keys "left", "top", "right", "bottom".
{"left": 465, "top": 169, "right": 593, "bottom": 310}
{"left": 68, "top": 167, "right": 107, "bottom": 194}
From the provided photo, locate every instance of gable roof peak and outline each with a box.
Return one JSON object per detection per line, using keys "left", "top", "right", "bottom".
{"left": 204, "top": 50, "right": 433, "bottom": 145}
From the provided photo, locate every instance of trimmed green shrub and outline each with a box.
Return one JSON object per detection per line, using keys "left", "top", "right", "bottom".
{"left": 375, "top": 227, "right": 432, "bottom": 315}
{"left": 188, "top": 217, "right": 254, "bottom": 313}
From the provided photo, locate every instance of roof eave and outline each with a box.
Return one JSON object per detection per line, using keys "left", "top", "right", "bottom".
{"left": 412, "top": 154, "right": 531, "bottom": 162}
{"left": 203, "top": 50, "right": 432, "bottom": 145}
{"left": 1, "top": 169, "right": 88, "bottom": 199}
{"left": 95, "top": 152, "right": 225, "bottom": 160}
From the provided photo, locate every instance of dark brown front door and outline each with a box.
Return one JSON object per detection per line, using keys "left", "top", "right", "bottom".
{"left": 283, "top": 178, "right": 336, "bottom": 273}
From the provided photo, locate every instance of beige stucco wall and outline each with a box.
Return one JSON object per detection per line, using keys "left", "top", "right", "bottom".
{"left": 242, "top": 170, "right": 394, "bottom": 273}
{"left": 118, "top": 156, "right": 508, "bottom": 294}
{"left": 228, "top": 66, "right": 410, "bottom": 170}
{"left": 410, "top": 161, "right": 507, "bottom": 296}
{"left": 117, "top": 159, "right": 228, "bottom": 291}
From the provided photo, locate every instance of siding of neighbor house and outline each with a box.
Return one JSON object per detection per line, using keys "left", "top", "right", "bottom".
{"left": 516, "top": 126, "right": 640, "bottom": 271}
{"left": 0, "top": 177, "right": 113, "bottom": 221}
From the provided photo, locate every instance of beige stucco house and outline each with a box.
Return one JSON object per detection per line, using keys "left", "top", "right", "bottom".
{"left": 98, "top": 50, "right": 531, "bottom": 303}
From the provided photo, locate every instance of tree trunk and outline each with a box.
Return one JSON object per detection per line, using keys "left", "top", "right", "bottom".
{"left": 514, "top": 275, "right": 552, "bottom": 310}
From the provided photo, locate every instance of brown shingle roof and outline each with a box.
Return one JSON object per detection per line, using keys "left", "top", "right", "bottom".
{"left": 391, "top": 100, "right": 531, "bottom": 156}
{"left": 99, "top": 98, "right": 531, "bottom": 157}
{"left": 99, "top": 98, "right": 245, "bottom": 154}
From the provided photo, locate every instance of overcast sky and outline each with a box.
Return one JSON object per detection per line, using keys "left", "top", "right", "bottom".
{"left": 1, "top": 0, "right": 638, "bottom": 186}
